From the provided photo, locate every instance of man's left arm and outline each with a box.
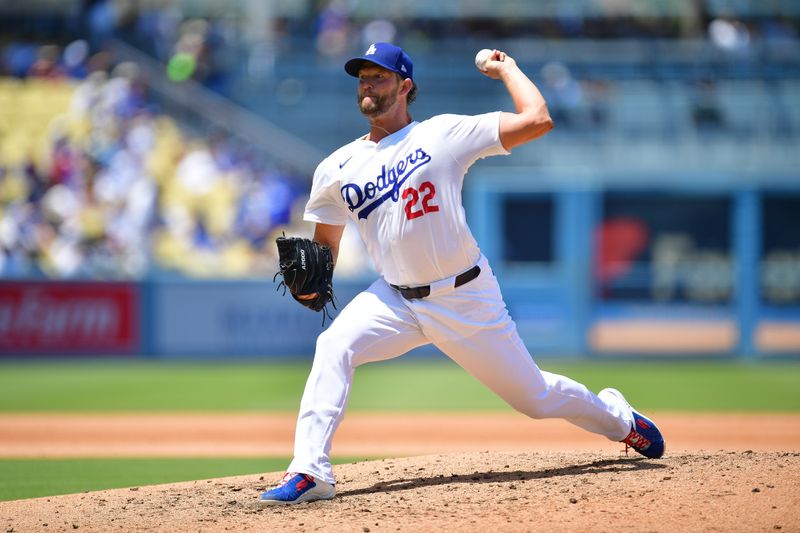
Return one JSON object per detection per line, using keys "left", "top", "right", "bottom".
{"left": 480, "top": 50, "right": 554, "bottom": 150}
{"left": 292, "top": 223, "right": 345, "bottom": 302}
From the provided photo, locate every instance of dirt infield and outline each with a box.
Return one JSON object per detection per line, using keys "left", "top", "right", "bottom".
{"left": 1, "top": 450, "right": 798, "bottom": 532}
{"left": 2, "top": 412, "right": 799, "bottom": 457}
{"left": 1, "top": 413, "right": 799, "bottom": 532}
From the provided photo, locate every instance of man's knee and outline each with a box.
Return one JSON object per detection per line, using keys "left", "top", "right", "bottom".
{"left": 516, "top": 402, "right": 549, "bottom": 420}
{"left": 314, "top": 327, "right": 352, "bottom": 369}
{"left": 506, "top": 384, "right": 552, "bottom": 419}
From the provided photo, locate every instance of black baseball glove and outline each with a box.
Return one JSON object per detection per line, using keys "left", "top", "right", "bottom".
{"left": 274, "top": 236, "right": 336, "bottom": 321}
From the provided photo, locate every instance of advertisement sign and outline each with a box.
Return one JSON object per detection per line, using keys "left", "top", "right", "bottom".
{"left": 152, "top": 280, "right": 367, "bottom": 357}
{"left": 591, "top": 192, "right": 736, "bottom": 353}
{"left": 0, "top": 282, "right": 139, "bottom": 355}
{"left": 761, "top": 195, "right": 800, "bottom": 307}
{"left": 758, "top": 194, "right": 800, "bottom": 352}
{"left": 596, "top": 193, "right": 733, "bottom": 304}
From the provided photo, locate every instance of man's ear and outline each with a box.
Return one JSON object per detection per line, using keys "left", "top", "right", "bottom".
{"left": 399, "top": 77, "right": 412, "bottom": 96}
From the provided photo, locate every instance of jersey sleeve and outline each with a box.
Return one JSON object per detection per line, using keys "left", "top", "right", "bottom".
{"left": 437, "top": 112, "right": 510, "bottom": 169}
{"left": 304, "top": 160, "right": 349, "bottom": 226}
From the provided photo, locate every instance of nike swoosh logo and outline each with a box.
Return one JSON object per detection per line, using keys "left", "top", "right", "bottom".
{"left": 339, "top": 156, "right": 353, "bottom": 169}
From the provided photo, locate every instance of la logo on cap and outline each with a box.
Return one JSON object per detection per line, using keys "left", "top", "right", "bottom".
{"left": 366, "top": 44, "right": 377, "bottom": 55}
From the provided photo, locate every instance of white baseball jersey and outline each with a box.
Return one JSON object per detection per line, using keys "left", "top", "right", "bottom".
{"left": 304, "top": 112, "right": 509, "bottom": 286}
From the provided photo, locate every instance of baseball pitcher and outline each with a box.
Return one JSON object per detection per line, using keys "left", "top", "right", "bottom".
{"left": 262, "top": 42, "right": 665, "bottom": 505}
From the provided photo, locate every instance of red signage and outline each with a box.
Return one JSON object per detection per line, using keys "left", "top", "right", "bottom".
{"left": 0, "top": 282, "right": 139, "bottom": 354}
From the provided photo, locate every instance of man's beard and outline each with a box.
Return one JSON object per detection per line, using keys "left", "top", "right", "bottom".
{"left": 358, "top": 90, "right": 397, "bottom": 117}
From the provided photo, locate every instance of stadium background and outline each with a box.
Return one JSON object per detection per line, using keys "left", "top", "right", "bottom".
{"left": 1, "top": 0, "right": 800, "bottom": 503}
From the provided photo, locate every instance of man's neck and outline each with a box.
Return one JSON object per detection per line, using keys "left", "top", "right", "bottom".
{"left": 366, "top": 112, "right": 412, "bottom": 143}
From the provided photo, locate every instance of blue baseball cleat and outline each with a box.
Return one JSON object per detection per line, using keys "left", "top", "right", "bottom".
{"left": 600, "top": 388, "right": 665, "bottom": 459}
{"left": 258, "top": 472, "right": 336, "bottom": 506}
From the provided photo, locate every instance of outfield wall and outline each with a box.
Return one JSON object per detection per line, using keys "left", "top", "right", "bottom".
{"left": 467, "top": 168, "right": 800, "bottom": 357}
{"left": 1, "top": 274, "right": 797, "bottom": 358}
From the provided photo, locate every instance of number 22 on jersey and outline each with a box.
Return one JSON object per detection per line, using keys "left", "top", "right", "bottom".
{"left": 402, "top": 181, "right": 440, "bottom": 220}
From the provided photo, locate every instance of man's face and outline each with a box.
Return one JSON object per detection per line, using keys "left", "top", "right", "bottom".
{"left": 357, "top": 64, "right": 401, "bottom": 117}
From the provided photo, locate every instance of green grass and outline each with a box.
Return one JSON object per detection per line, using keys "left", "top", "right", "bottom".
{"left": 0, "top": 359, "right": 799, "bottom": 412}
{"left": 0, "top": 360, "right": 311, "bottom": 412}
{"left": 0, "top": 457, "right": 366, "bottom": 502}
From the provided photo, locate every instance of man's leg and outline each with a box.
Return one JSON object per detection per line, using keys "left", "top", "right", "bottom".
{"left": 414, "top": 259, "right": 633, "bottom": 441}
{"left": 439, "top": 330, "right": 632, "bottom": 440}
{"left": 286, "top": 278, "right": 428, "bottom": 484}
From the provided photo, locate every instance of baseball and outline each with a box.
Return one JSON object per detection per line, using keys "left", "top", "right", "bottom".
{"left": 474, "top": 49, "right": 493, "bottom": 71}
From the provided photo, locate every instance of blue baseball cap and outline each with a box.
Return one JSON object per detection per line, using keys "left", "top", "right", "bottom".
{"left": 344, "top": 42, "right": 413, "bottom": 80}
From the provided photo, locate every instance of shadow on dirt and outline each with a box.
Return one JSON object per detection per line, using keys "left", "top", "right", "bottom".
{"left": 338, "top": 457, "right": 666, "bottom": 498}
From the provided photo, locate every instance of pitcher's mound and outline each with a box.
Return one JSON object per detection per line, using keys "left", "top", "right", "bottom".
{"left": 2, "top": 451, "right": 798, "bottom": 532}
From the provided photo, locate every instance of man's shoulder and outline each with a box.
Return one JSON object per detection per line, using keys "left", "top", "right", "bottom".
{"left": 316, "top": 139, "right": 364, "bottom": 174}
{"left": 420, "top": 112, "right": 494, "bottom": 130}
{"left": 330, "top": 138, "right": 364, "bottom": 159}
{"left": 422, "top": 113, "right": 463, "bottom": 125}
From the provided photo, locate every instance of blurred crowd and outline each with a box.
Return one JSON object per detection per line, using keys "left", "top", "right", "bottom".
{"left": 4, "top": 1, "right": 797, "bottom": 91}
{"left": 0, "top": 0, "right": 797, "bottom": 281}
{"left": 0, "top": 42, "right": 309, "bottom": 280}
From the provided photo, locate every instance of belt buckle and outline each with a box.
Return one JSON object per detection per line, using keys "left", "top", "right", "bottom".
{"left": 413, "top": 286, "right": 431, "bottom": 299}
{"left": 395, "top": 284, "right": 430, "bottom": 300}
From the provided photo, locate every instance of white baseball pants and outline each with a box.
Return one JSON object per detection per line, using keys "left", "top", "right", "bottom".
{"left": 287, "top": 255, "right": 633, "bottom": 484}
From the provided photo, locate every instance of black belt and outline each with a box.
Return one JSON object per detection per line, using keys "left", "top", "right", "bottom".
{"left": 390, "top": 265, "right": 481, "bottom": 300}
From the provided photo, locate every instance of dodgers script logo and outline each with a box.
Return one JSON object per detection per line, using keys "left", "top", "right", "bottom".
{"left": 341, "top": 148, "right": 432, "bottom": 220}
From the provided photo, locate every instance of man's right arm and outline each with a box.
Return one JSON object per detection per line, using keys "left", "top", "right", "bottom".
{"left": 479, "top": 50, "right": 554, "bottom": 150}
